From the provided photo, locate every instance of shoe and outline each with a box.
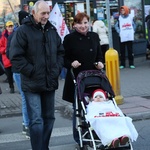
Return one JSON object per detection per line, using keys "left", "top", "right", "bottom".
{"left": 110, "top": 138, "right": 119, "bottom": 148}
{"left": 119, "top": 66, "right": 125, "bottom": 69}
{"left": 25, "top": 127, "right": 30, "bottom": 139}
{"left": 120, "top": 136, "right": 129, "bottom": 145}
{"left": 22, "top": 124, "right": 30, "bottom": 139}
{"left": 22, "top": 124, "right": 26, "bottom": 134}
{"left": 130, "top": 65, "right": 135, "bottom": 69}
{"left": 22, "top": 125, "right": 25, "bottom": 134}
{"left": 22, "top": 124, "right": 29, "bottom": 134}
{"left": 3, "top": 78, "right": 8, "bottom": 83}
{"left": 10, "top": 88, "right": 14, "bottom": 93}
{"left": 22, "top": 123, "right": 28, "bottom": 134}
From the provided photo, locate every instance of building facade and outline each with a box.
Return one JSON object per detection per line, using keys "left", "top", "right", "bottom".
{"left": 17, "top": 0, "right": 147, "bottom": 55}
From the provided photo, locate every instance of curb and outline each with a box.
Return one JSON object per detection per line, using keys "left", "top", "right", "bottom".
{"left": 128, "top": 111, "right": 150, "bottom": 121}
{"left": 1, "top": 103, "right": 150, "bottom": 122}
{"left": 0, "top": 105, "right": 66, "bottom": 119}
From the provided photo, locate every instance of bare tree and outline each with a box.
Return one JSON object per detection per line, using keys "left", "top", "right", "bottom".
{"left": 7, "top": 0, "right": 19, "bottom": 24}
{"left": 2, "top": 9, "right": 6, "bottom": 26}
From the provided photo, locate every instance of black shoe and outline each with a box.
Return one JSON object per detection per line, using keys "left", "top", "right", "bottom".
{"left": 22, "top": 124, "right": 30, "bottom": 139}
{"left": 10, "top": 88, "right": 14, "bottom": 93}
{"left": 22, "top": 124, "right": 26, "bottom": 134}
{"left": 25, "top": 127, "right": 30, "bottom": 139}
{"left": 3, "top": 78, "right": 8, "bottom": 83}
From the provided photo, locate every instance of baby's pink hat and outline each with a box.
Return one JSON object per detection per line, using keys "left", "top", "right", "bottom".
{"left": 92, "top": 89, "right": 107, "bottom": 99}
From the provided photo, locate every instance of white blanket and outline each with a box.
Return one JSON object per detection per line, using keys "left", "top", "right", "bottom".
{"left": 86, "top": 101, "right": 138, "bottom": 146}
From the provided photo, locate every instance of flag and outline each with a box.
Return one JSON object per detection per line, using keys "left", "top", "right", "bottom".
{"left": 49, "top": 3, "right": 69, "bottom": 42}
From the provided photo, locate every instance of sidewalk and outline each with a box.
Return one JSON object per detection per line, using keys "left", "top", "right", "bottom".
{"left": 0, "top": 56, "right": 150, "bottom": 121}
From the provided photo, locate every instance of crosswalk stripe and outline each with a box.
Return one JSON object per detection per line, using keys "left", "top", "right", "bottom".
{"left": 0, "top": 127, "right": 72, "bottom": 144}
{"left": 27, "top": 144, "right": 77, "bottom": 150}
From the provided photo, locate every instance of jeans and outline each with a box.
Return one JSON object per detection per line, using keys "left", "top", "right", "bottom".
{"left": 13, "top": 73, "right": 29, "bottom": 126}
{"left": 24, "top": 90, "right": 55, "bottom": 150}
{"left": 60, "top": 67, "right": 66, "bottom": 79}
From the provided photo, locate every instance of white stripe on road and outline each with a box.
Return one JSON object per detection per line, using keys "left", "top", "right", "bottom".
{"left": 0, "top": 127, "right": 72, "bottom": 144}
{"left": 27, "top": 144, "right": 78, "bottom": 150}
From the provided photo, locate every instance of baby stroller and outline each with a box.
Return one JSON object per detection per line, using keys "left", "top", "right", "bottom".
{"left": 70, "top": 69, "right": 134, "bottom": 150}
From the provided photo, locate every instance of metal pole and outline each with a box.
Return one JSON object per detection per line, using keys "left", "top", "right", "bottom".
{"left": 7, "top": 0, "right": 19, "bottom": 24}
{"left": 86, "top": 0, "right": 90, "bottom": 17}
{"left": 86, "top": 0, "right": 91, "bottom": 31}
{"left": 106, "top": 0, "right": 113, "bottom": 48}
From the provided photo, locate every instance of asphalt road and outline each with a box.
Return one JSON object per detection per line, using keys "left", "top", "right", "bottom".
{"left": 0, "top": 111, "right": 150, "bottom": 150}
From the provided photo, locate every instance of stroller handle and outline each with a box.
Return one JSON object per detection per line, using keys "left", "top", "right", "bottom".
{"left": 70, "top": 67, "right": 77, "bottom": 85}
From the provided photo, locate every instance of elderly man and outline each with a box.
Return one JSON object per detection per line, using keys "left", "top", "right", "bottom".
{"left": 10, "top": 1, "right": 64, "bottom": 150}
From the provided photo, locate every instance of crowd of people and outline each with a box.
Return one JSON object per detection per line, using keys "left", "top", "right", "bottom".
{"left": 0, "top": 1, "right": 146, "bottom": 149}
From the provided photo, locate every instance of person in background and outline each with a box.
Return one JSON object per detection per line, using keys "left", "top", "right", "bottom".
{"left": 9, "top": 1, "right": 64, "bottom": 150}
{"left": 62, "top": 12, "right": 104, "bottom": 144}
{"left": 0, "top": 85, "right": 1, "bottom": 133}
{"left": 145, "top": 9, "right": 150, "bottom": 23}
{"left": 0, "top": 30, "right": 2, "bottom": 69}
{"left": 0, "top": 30, "right": 2, "bottom": 68}
{"left": 115, "top": 6, "right": 136, "bottom": 69}
{"left": 0, "top": 30, "right": 8, "bottom": 83}
{"left": 6, "top": 11, "right": 30, "bottom": 138}
{"left": 18, "top": 4, "right": 29, "bottom": 25}
{"left": 0, "top": 21, "right": 15, "bottom": 93}
{"left": 92, "top": 20, "right": 109, "bottom": 64}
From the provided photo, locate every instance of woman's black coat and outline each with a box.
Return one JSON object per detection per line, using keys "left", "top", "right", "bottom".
{"left": 63, "top": 31, "right": 103, "bottom": 103}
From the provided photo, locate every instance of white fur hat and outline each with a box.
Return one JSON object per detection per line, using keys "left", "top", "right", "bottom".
{"left": 92, "top": 89, "right": 107, "bottom": 99}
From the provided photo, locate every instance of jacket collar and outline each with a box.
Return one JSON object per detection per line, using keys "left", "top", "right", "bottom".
{"left": 74, "top": 30, "right": 90, "bottom": 37}
{"left": 23, "top": 15, "right": 56, "bottom": 31}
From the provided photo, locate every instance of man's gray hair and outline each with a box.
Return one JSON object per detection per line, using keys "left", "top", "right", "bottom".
{"left": 32, "top": 0, "right": 47, "bottom": 13}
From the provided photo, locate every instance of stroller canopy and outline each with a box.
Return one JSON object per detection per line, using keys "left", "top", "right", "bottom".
{"left": 76, "top": 70, "right": 115, "bottom": 100}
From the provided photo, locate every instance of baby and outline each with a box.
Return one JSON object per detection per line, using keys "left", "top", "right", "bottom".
{"left": 92, "top": 89, "right": 107, "bottom": 102}
{"left": 86, "top": 89, "right": 138, "bottom": 148}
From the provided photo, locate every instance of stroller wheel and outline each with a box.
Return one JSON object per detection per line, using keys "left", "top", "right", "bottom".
{"left": 99, "top": 145, "right": 105, "bottom": 150}
{"left": 82, "top": 145, "right": 88, "bottom": 150}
